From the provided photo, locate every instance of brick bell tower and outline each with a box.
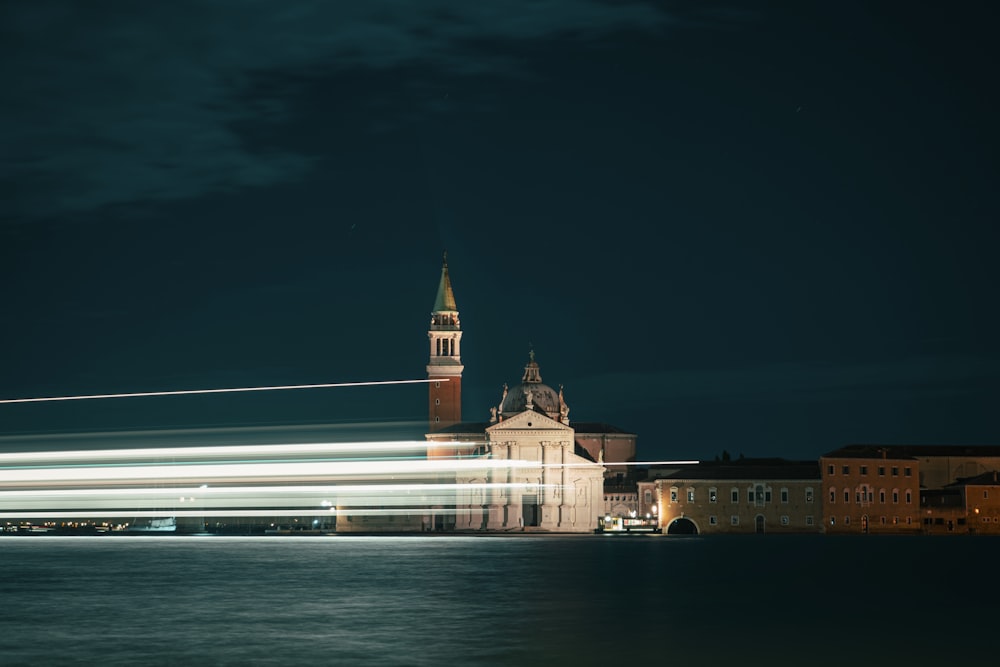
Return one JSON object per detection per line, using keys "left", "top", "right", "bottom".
{"left": 427, "top": 252, "right": 463, "bottom": 431}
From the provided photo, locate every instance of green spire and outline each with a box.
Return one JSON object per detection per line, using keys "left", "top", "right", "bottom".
{"left": 433, "top": 251, "right": 458, "bottom": 312}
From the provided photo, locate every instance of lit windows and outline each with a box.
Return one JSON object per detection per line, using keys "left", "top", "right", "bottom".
{"left": 670, "top": 487, "right": 678, "bottom": 503}
{"left": 687, "top": 488, "right": 695, "bottom": 503}
{"left": 805, "top": 488, "right": 814, "bottom": 503}
{"left": 709, "top": 487, "right": 718, "bottom": 503}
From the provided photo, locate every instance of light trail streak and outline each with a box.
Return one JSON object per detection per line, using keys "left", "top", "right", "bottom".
{"left": 0, "top": 457, "right": 544, "bottom": 485}
{"left": 0, "top": 378, "right": 446, "bottom": 405}
{"left": 0, "top": 482, "right": 551, "bottom": 499}
{"left": 0, "top": 440, "right": 479, "bottom": 465}
{"left": 0, "top": 508, "right": 461, "bottom": 520}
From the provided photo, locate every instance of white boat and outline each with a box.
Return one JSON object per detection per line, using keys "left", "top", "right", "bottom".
{"left": 128, "top": 517, "right": 177, "bottom": 532}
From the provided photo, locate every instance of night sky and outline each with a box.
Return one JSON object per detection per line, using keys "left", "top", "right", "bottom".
{"left": 2, "top": 1, "right": 998, "bottom": 461}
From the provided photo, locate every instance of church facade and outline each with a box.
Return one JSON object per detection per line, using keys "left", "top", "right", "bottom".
{"left": 423, "top": 255, "right": 626, "bottom": 532}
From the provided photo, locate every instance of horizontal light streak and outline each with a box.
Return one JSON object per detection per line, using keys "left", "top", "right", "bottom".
{"left": 0, "top": 378, "right": 446, "bottom": 405}
{"left": 0, "top": 440, "right": 480, "bottom": 465}
{"left": 0, "top": 457, "right": 559, "bottom": 485}
{"left": 0, "top": 508, "right": 459, "bottom": 520}
{"left": 0, "top": 482, "right": 550, "bottom": 498}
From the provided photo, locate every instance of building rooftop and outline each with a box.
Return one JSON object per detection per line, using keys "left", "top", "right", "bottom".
{"left": 823, "top": 444, "right": 1000, "bottom": 459}
{"left": 645, "top": 459, "right": 820, "bottom": 481}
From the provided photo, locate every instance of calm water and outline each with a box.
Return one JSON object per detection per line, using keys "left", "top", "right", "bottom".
{"left": 1, "top": 534, "right": 996, "bottom": 666}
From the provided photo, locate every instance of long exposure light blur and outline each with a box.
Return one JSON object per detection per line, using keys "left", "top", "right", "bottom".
{"left": 0, "top": 438, "right": 565, "bottom": 525}
{"left": 0, "top": 378, "right": 444, "bottom": 404}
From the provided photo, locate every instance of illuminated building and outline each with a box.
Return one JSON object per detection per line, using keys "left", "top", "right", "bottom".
{"left": 637, "top": 459, "right": 821, "bottom": 535}
{"left": 820, "top": 445, "right": 1000, "bottom": 534}
{"left": 422, "top": 256, "right": 622, "bottom": 532}
{"left": 427, "top": 253, "right": 463, "bottom": 433}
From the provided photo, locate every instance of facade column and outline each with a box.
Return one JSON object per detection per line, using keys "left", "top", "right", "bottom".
{"left": 540, "top": 441, "right": 561, "bottom": 529}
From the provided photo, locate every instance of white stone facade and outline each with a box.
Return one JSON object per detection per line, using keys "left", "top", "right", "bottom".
{"left": 452, "top": 410, "right": 604, "bottom": 532}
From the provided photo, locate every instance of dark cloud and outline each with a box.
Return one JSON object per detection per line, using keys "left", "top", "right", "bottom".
{"left": 1, "top": 1, "right": 669, "bottom": 221}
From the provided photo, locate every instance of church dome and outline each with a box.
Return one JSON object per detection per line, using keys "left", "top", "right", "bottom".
{"left": 501, "top": 381, "right": 561, "bottom": 416}
{"left": 497, "top": 351, "right": 569, "bottom": 422}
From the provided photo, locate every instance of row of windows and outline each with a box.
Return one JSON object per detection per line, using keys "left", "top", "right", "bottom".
{"left": 827, "top": 464, "right": 912, "bottom": 477}
{"left": 706, "top": 515, "right": 815, "bottom": 526}
{"left": 829, "top": 516, "right": 914, "bottom": 526}
{"left": 667, "top": 487, "right": 815, "bottom": 504}
{"left": 828, "top": 487, "right": 912, "bottom": 505}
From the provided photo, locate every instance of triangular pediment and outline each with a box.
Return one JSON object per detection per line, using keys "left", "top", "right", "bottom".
{"left": 487, "top": 409, "right": 572, "bottom": 434}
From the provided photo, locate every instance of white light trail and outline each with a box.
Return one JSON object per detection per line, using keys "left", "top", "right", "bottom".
{"left": 0, "top": 440, "right": 479, "bottom": 464}
{"left": 0, "top": 508, "right": 460, "bottom": 520}
{"left": 0, "top": 378, "right": 446, "bottom": 405}
{"left": 0, "top": 457, "right": 542, "bottom": 485}
{"left": 0, "top": 482, "right": 550, "bottom": 499}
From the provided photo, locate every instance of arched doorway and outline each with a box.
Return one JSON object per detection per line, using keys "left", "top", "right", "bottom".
{"left": 755, "top": 515, "right": 765, "bottom": 534}
{"left": 667, "top": 517, "right": 698, "bottom": 535}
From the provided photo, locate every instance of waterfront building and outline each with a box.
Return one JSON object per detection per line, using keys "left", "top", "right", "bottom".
{"left": 819, "top": 446, "right": 922, "bottom": 534}
{"left": 637, "top": 459, "right": 821, "bottom": 535}
{"left": 820, "top": 445, "right": 1000, "bottom": 534}
{"left": 921, "top": 470, "right": 1000, "bottom": 534}
{"left": 422, "top": 256, "right": 624, "bottom": 532}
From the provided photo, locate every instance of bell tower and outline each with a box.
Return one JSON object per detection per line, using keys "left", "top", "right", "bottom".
{"left": 427, "top": 252, "right": 463, "bottom": 431}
